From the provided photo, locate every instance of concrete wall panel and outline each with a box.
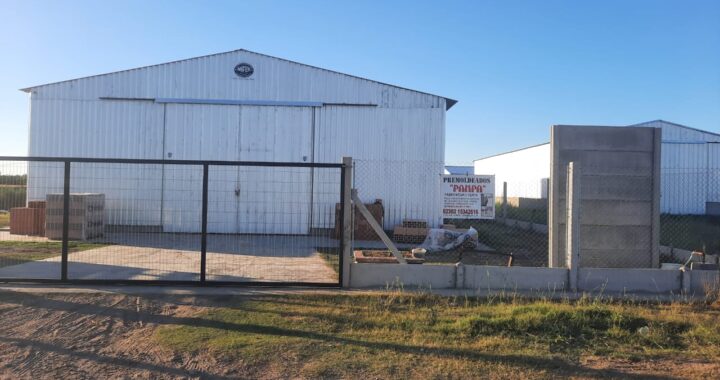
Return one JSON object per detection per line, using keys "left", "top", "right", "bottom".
{"left": 549, "top": 125, "right": 661, "bottom": 268}
{"left": 349, "top": 263, "right": 456, "bottom": 289}
{"left": 463, "top": 266, "right": 567, "bottom": 291}
{"left": 578, "top": 268, "right": 681, "bottom": 293}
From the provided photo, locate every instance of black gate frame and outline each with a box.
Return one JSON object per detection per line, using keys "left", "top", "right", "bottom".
{"left": 0, "top": 156, "right": 347, "bottom": 287}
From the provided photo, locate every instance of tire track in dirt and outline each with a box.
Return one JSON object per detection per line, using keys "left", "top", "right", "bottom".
{"left": 0, "top": 292, "right": 239, "bottom": 379}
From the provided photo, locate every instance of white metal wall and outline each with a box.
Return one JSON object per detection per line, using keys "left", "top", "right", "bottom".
{"left": 473, "top": 144, "right": 550, "bottom": 199}
{"left": 313, "top": 106, "right": 446, "bottom": 229}
{"left": 27, "top": 99, "right": 164, "bottom": 226}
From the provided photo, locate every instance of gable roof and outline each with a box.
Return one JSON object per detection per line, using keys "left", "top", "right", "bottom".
{"left": 20, "top": 49, "right": 457, "bottom": 110}
{"left": 628, "top": 119, "right": 720, "bottom": 138}
{"left": 473, "top": 120, "right": 720, "bottom": 162}
{"left": 444, "top": 165, "right": 474, "bottom": 175}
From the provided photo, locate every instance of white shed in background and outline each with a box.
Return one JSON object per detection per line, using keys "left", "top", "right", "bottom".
{"left": 473, "top": 120, "right": 720, "bottom": 215}
{"left": 22, "top": 49, "right": 456, "bottom": 232}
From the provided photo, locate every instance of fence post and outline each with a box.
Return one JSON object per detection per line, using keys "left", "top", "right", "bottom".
{"left": 566, "top": 162, "right": 581, "bottom": 292}
{"left": 61, "top": 160, "right": 71, "bottom": 281}
{"left": 200, "top": 163, "right": 209, "bottom": 283}
{"left": 341, "top": 157, "right": 353, "bottom": 288}
{"left": 502, "top": 181, "right": 507, "bottom": 221}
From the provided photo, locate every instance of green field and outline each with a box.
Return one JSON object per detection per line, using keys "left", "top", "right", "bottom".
{"left": 486, "top": 203, "right": 720, "bottom": 256}
{"left": 661, "top": 214, "right": 720, "bottom": 254}
{"left": 155, "top": 292, "right": 720, "bottom": 379}
{"left": 0, "top": 212, "right": 8, "bottom": 228}
{"left": 496, "top": 202, "right": 548, "bottom": 225}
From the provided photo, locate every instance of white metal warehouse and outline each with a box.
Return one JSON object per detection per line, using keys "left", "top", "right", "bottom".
{"left": 22, "top": 49, "right": 456, "bottom": 233}
{"left": 473, "top": 120, "right": 720, "bottom": 214}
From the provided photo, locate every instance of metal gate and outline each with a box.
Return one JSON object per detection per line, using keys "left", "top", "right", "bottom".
{"left": 0, "top": 156, "right": 347, "bottom": 286}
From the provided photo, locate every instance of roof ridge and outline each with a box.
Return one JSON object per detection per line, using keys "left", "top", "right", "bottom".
{"left": 20, "top": 48, "right": 457, "bottom": 109}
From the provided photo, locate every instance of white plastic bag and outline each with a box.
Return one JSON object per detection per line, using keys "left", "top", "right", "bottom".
{"left": 420, "top": 227, "right": 478, "bottom": 252}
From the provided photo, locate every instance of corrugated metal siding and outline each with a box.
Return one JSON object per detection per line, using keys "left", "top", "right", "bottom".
{"left": 27, "top": 99, "right": 164, "bottom": 226}
{"left": 312, "top": 106, "right": 445, "bottom": 229}
{"left": 27, "top": 50, "right": 445, "bottom": 109}
{"left": 709, "top": 144, "right": 720, "bottom": 204}
{"left": 473, "top": 144, "right": 550, "bottom": 198}
{"left": 661, "top": 143, "right": 707, "bottom": 214}
{"left": 162, "top": 104, "right": 240, "bottom": 233}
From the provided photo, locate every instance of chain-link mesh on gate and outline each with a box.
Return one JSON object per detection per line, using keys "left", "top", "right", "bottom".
{"left": 0, "top": 157, "right": 344, "bottom": 285}
{"left": 352, "top": 159, "right": 550, "bottom": 267}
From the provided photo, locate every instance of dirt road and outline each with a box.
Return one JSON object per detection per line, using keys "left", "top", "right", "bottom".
{"left": 0, "top": 292, "right": 243, "bottom": 379}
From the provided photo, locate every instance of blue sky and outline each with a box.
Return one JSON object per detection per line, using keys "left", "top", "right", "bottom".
{"left": 0, "top": 0, "right": 718, "bottom": 164}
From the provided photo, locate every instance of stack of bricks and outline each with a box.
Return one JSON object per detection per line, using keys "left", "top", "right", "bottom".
{"left": 393, "top": 219, "right": 429, "bottom": 244}
{"left": 9, "top": 201, "right": 46, "bottom": 236}
{"left": 45, "top": 193, "right": 105, "bottom": 240}
{"left": 334, "top": 199, "right": 385, "bottom": 241}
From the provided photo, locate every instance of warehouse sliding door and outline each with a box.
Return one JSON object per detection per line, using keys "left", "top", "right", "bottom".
{"left": 236, "top": 106, "right": 314, "bottom": 234}
{"left": 161, "top": 103, "right": 313, "bottom": 234}
{"left": 162, "top": 104, "right": 241, "bottom": 233}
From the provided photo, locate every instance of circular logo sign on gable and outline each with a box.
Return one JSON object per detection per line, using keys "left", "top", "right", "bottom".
{"left": 234, "top": 63, "right": 254, "bottom": 78}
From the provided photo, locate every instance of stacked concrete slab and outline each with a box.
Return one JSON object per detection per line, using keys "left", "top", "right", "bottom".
{"left": 45, "top": 193, "right": 105, "bottom": 240}
{"left": 549, "top": 125, "right": 661, "bottom": 268}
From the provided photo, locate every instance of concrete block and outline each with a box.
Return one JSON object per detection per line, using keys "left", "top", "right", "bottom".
{"left": 579, "top": 249, "right": 653, "bottom": 268}
{"left": 556, "top": 175, "right": 653, "bottom": 201}
{"left": 558, "top": 150, "right": 653, "bottom": 176}
{"left": 463, "top": 266, "right": 568, "bottom": 291}
{"left": 578, "top": 268, "right": 681, "bottom": 293}
{"left": 579, "top": 226, "right": 651, "bottom": 250}
{"left": 689, "top": 270, "right": 720, "bottom": 296}
{"left": 402, "top": 219, "right": 428, "bottom": 228}
{"left": 557, "top": 200, "right": 652, "bottom": 226}
{"left": 349, "top": 263, "right": 456, "bottom": 289}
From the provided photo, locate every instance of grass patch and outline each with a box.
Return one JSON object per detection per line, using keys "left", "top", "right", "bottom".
{"left": 0, "top": 240, "right": 108, "bottom": 267}
{"left": 495, "top": 201, "right": 548, "bottom": 225}
{"left": 154, "top": 293, "right": 720, "bottom": 378}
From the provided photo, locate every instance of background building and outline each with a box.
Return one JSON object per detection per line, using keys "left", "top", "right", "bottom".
{"left": 474, "top": 120, "right": 720, "bottom": 215}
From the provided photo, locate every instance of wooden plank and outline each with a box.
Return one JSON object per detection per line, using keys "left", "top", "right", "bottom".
{"left": 352, "top": 189, "right": 406, "bottom": 264}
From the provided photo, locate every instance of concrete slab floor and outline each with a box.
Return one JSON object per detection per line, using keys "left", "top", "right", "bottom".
{"left": 0, "top": 232, "right": 339, "bottom": 284}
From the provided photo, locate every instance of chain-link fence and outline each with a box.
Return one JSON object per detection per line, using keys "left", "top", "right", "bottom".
{"left": 659, "top": 142, "right": 720, "bottom": 266}
{"left": 0, "top": 157, "right": 345, "bottom": 285}
{"left": 351, "top": 148, "right": 720, "bottom": 270}
{"left": 352, "top": 159, "right": 550, "bottom": 267}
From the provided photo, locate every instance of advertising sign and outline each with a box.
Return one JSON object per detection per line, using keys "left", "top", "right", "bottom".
{"left": 442, "top": 175, "right": 495, "bottom": 219}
